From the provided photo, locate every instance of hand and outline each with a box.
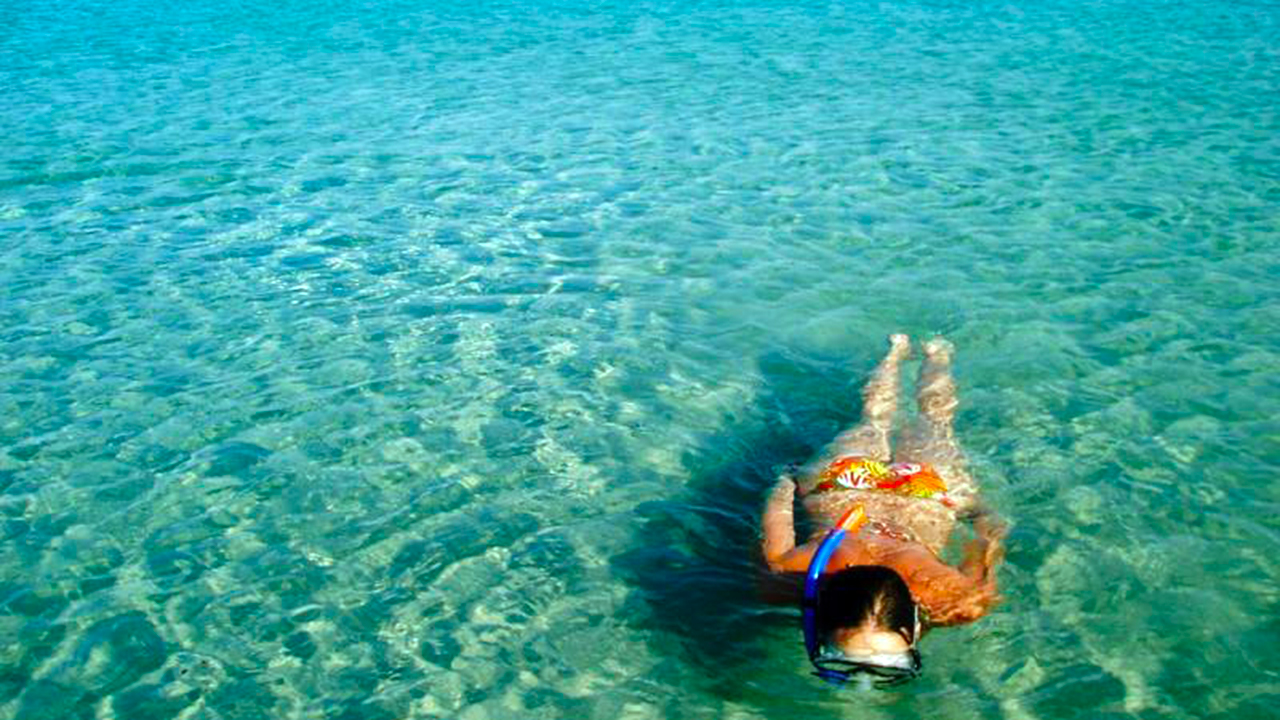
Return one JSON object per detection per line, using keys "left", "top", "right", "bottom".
{"left": 762, "top": 472, "right": 799, "bottom": 570}
{"left": 961, "top": 502, "right": 1008, "bottom": 541}
{"left": 958, "top": 506, "right": 1006, "bottom": 583}
{"left": 771, "top": 472, "right": 797, "bottom": 499}
{"left": 974, "top": 511, "right": 1008, "bottom": 546}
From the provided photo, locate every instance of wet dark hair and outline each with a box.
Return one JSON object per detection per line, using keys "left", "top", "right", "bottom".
{"left": 816, "top": 565, "right": 917, "bottom": 642}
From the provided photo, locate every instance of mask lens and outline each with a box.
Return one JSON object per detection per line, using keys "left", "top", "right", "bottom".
{"left": 812, "top": 648, "right": 922, "bottom": 687}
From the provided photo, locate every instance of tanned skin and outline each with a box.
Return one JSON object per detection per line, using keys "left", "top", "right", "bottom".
{"left": 761, "top": 335, "right": 1006, "bottom": 627}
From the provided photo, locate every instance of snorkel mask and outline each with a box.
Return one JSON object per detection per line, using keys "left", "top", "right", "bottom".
{"left": 802, "top": 505, "right": 923, "bottom": 688}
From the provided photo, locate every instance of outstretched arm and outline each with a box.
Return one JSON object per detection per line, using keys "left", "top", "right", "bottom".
{"left": 879, "top": 533, "right": 1003, "bottom": 626}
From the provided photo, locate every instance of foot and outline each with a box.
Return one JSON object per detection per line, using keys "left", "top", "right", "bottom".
{"left": 888, "top": 333, "right": 911, "bottom": 358}
{"left": 923, "top": 337, "right": 953, "bottom": 364}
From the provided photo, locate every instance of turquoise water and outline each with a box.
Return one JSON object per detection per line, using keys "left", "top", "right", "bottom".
{"left": 2, "top": 0, "right": 1279, "bottom": 717}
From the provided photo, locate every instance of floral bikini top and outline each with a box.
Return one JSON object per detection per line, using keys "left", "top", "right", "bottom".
{"left": 811, "top": 456, "right": 954, "bottom": 507}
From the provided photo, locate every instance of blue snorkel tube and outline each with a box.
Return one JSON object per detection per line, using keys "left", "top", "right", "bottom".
{"left": 802, "top": 505, "right": 867, "bottom": 682}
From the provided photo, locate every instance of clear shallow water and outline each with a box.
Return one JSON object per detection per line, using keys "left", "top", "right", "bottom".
{"left": 2, "top": 0, "right": 1279, "bottom": 717}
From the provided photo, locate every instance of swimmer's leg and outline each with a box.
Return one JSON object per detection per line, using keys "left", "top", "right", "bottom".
{"left": 900, "top": 337, "right": 978, "bottom": 508}
{"left": 917, "top": 337, "right": 959, "bottom": 440}
{"left": 822, "top": 333, "right": 910, "bottom": 463}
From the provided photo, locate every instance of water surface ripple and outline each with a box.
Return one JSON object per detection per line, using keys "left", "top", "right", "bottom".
{"left": 2, "top": 1, "right": 1278, "bottom": 718}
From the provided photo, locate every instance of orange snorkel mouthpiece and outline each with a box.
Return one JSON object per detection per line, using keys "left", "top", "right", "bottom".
{"left": 835, "top": 504, "right": 868, "bottom": 533}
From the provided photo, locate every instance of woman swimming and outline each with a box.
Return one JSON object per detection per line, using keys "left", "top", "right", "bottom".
{"left": 761, "top": 334, "right": 1006, "bottom": 685}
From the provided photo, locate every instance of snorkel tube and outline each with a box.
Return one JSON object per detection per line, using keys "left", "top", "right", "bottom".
{"left": 802, "top": 504, "right": 867, "bottom": 677}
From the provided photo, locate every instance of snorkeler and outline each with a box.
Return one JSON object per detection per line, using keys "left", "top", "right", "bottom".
{"left": 761, "top": 334, "right": 1006, "bottom": 686}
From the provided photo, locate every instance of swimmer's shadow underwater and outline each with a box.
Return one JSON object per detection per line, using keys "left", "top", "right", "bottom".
{"left": 613, "top": 338, "right": 1006, "bottom": 697}
{"left": 612, "top": 348, "right": 868, "bottom": 694}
